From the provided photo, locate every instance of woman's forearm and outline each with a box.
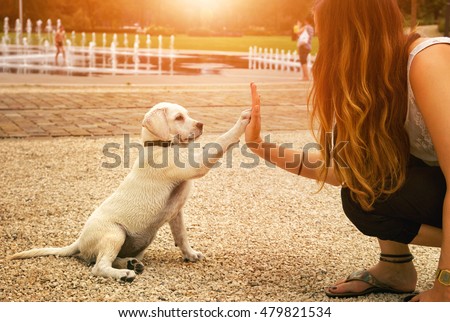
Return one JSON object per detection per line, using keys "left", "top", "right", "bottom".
{"left": 248, "top": 141, "right": 341, "bottom": 185}
{"left": 248, "top": 141, "right": 303, "bottom": 176}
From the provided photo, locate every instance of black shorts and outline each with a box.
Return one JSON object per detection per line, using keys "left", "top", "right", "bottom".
{"left": 298, "top": 45, "right": 310, "bottom": 65}
{"left": 341, "top": 155, "right": 445, "bottom": 244}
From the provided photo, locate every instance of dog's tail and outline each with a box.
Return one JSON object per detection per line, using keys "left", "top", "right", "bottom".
{"left": 8, "top": 240, "right": 80, "bottom": 260}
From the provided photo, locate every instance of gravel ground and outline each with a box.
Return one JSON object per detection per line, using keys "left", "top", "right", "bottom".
{"left": 0, "top": 131, "right": 440, "bottom": 302}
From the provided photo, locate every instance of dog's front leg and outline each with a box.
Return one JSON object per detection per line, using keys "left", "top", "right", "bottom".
{"left": 169, "top": 210, "right": 204, "bottom": 262}
{"left": 167, "top": 110, "right": 251, "bottom": 180}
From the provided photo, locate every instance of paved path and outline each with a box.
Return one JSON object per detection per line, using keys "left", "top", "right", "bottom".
{"left": 0, "top": 71, "right": 311, "bottom": 138}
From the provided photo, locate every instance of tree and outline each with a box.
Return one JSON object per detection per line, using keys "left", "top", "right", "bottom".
{"left": 411, "top": 0, "right": 418, "bottom": 29}
{"left": 0, "top": 0, "right": 316, "bottom": 34}
{"left": 421, "top": 0, "right": 447, "bottom": 21}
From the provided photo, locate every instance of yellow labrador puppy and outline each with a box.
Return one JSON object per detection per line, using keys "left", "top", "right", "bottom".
{"left": 10, "top": 102, "right": 250, "bottom": 282}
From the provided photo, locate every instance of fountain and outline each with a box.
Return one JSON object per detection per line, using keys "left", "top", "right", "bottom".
{"left": 133, "top": 34, "right": 140, "bottom": 73}
{"left": 170, "top": 35, "right": 175, "bottom": 75}
{"left": 1, "top": 36, "right": 8, "bottom": 72}
{"left": 43, "top": 40, "right": 49, "bottom": 73}
{"left": 124, "top": 33, "right": 128, "bottom": 48}
{"left": 110, "top": 40, "right": 117, "bottom": 75}
{"left": 123, "top": 33, "right": 129, "bottom": 69}
{"left": 158, "top": 34, "right": 162, "bottom": 75}
{"left": 26, "top": 19, "right": 32, "bottom": 44}
{"left": 3, "top": 17, "right": 10, "bottom": 44}
{"left": 133, "top": 41, "right": 139, "bottom": 73}
{"left": 146, "top": 35, "right": 151, "bottom": 70}
{"left": 22, "top": 37, "right": 28, "bottom": 71}
{"left": 0, "top": 16, "right": 259, "bottom": 77}
{"left": 81, "top": 32, "right": 86, "bottom": 67}
{"left": 102, "top": 33, "right": 107, "bottom": 68}
{"left": 71, "top": 31, "right": 76, "bottom": 46}
{"left": 15, "top": 19, "right": 21, "bottom": 45}
{"left": 36, "top": 20, "right": 42, "bottom": 44}
{"left": 89, "top": 41, "right": 95, "bottom": 74}
{"left": 66, "top": 39, "right": 73, "bottom": 73}
{"left": 46, "top": 19, "right": 52, "bottom": 44}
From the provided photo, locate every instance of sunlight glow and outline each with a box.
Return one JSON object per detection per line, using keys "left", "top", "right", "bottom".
{"left": 179, "top": 0, "right": 223, "bottom": 11}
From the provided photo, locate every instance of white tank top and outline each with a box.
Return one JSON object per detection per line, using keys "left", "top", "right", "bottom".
{"left": 405, "top": 37, "right": 450, "bottom": 166}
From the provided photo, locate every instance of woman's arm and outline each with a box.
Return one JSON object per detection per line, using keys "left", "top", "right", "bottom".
{"left": 245, "top": 83, "right": 341, "bottom": 186}
{"left": 410, "top": 42, "right": 450, "bottom": 301}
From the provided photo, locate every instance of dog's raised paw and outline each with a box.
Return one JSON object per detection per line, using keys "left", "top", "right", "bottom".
{"left": 127, "top": 259, "right": 145, "bottom": 274}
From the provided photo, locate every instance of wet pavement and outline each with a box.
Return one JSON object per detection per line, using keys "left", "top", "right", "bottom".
{"left": 0, "top": 69, "right": 311, "bottom": 138}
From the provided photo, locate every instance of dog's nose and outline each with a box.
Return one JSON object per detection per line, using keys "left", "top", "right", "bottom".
{"left": 196, "top": 122, "right": 203, "bottom": 131}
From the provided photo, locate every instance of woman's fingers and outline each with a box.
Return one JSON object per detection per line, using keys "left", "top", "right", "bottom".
{"left": 251, "top": 82, "right": 261, "bottom": 109}
{"left": 246, "top": 83, "right": 262, "bottom": 145}
{"left": 250, "top": 82, "right": 261, "bottom": 121}
{"left": 251, "top": 82, "right": 258, "bottom": 107}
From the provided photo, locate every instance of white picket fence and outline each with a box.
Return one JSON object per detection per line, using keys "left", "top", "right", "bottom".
{"left": 248, "top": 46, "right": 314, "bottom": 74}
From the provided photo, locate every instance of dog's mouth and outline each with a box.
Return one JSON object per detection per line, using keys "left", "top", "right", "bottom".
{"left": 174, "top": 131, "right": 202, "bottom": 143}
{"left": 174, "top": 130, "right": 203, "bottom": 143}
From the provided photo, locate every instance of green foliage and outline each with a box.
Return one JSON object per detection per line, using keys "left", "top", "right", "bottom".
{"left": 5, "top": 0, "right": 446, "bottom": 38}
{"left": 398, "top": 0, "right": 447, "bottom": 23}
{"left": 1, "top": 0, "right": 315, "bottom": 35}
{"left": 173, "top": 35, "right": 304, "bottom": 53}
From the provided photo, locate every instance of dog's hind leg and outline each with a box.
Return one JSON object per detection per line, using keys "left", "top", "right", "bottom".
{"left": 91, "top": 231, "right": 137, "bottom": 282}
{"left": 169, "top": 210, "right": 204, "bottom": 262}
{"left": 112, "top": 251, "right": 145, "bottom": 275}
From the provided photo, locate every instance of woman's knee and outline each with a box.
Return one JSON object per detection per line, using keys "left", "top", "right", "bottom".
{"left": 340, "top": 188, "right": 420, "bottom": 243}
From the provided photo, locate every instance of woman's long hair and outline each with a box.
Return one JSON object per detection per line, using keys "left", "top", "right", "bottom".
{"left": 310, "top": 0, "right": 419, "bottom": 211}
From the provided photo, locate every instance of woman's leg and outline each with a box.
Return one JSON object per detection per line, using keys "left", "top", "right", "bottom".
{"left": 328, "top": 226, "right": 442, "bottom": 295}
{"left": 411, "top": 224, "right": 442, "bottom": 247}
{"left": 327, "top": 239, "right": 417, "bottom": 295}
{"left": 328, "top": 159, "right": 445, "bottom": 296}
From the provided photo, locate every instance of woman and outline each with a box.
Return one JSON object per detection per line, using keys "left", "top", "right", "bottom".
{"left": 245, "top": 0, "right": 450, "bottom": 301}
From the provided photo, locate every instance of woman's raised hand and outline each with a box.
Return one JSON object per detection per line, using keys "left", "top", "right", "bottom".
{"left": 245, "top": 82, "right": 263, "bottom": 146}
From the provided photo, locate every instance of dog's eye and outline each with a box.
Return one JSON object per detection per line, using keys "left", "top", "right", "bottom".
{"left": 175, "top": 115, "right": 184, "bottom": 121}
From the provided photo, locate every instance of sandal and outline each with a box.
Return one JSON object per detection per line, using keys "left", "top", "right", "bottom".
{"left": 402, "top": 293, "right": 419, "bottom": 302}
{"left": 325, "top": 253, "right": 416, "bottom": 298}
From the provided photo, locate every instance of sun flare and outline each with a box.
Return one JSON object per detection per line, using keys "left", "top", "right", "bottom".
{"left": 179, "top": 0, "right": 222, "bottom": 11}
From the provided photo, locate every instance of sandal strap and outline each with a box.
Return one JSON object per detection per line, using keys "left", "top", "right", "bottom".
{"left": 345, "top": 270, "right": 393, "bottom": 290}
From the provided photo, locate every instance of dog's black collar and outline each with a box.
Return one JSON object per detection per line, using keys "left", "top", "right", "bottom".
{"left": 144, "top": 140, "right": 173, "bottom": 147}
{"left": 144, "top": 140, "right": 189, "bottom": 148}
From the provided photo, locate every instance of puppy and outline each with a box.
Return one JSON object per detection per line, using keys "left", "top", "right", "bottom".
{"left": 9, "top": 102, "right": 250, "bottom": 282}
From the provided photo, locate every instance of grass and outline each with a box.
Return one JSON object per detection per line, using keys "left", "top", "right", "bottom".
{"left": 1, "top": 32, "right": 319, "bottom": 55}
{"left": 173, "top": 35, "right": 319, "bottom": 54}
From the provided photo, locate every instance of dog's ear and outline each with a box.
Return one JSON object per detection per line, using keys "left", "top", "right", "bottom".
{"left": 142, "top": 107, "right": 170, "bottom": 140}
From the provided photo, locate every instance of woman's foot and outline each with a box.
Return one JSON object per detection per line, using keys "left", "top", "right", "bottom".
{"left": 326, "top": 260, "right": 417, "bottom": 297}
